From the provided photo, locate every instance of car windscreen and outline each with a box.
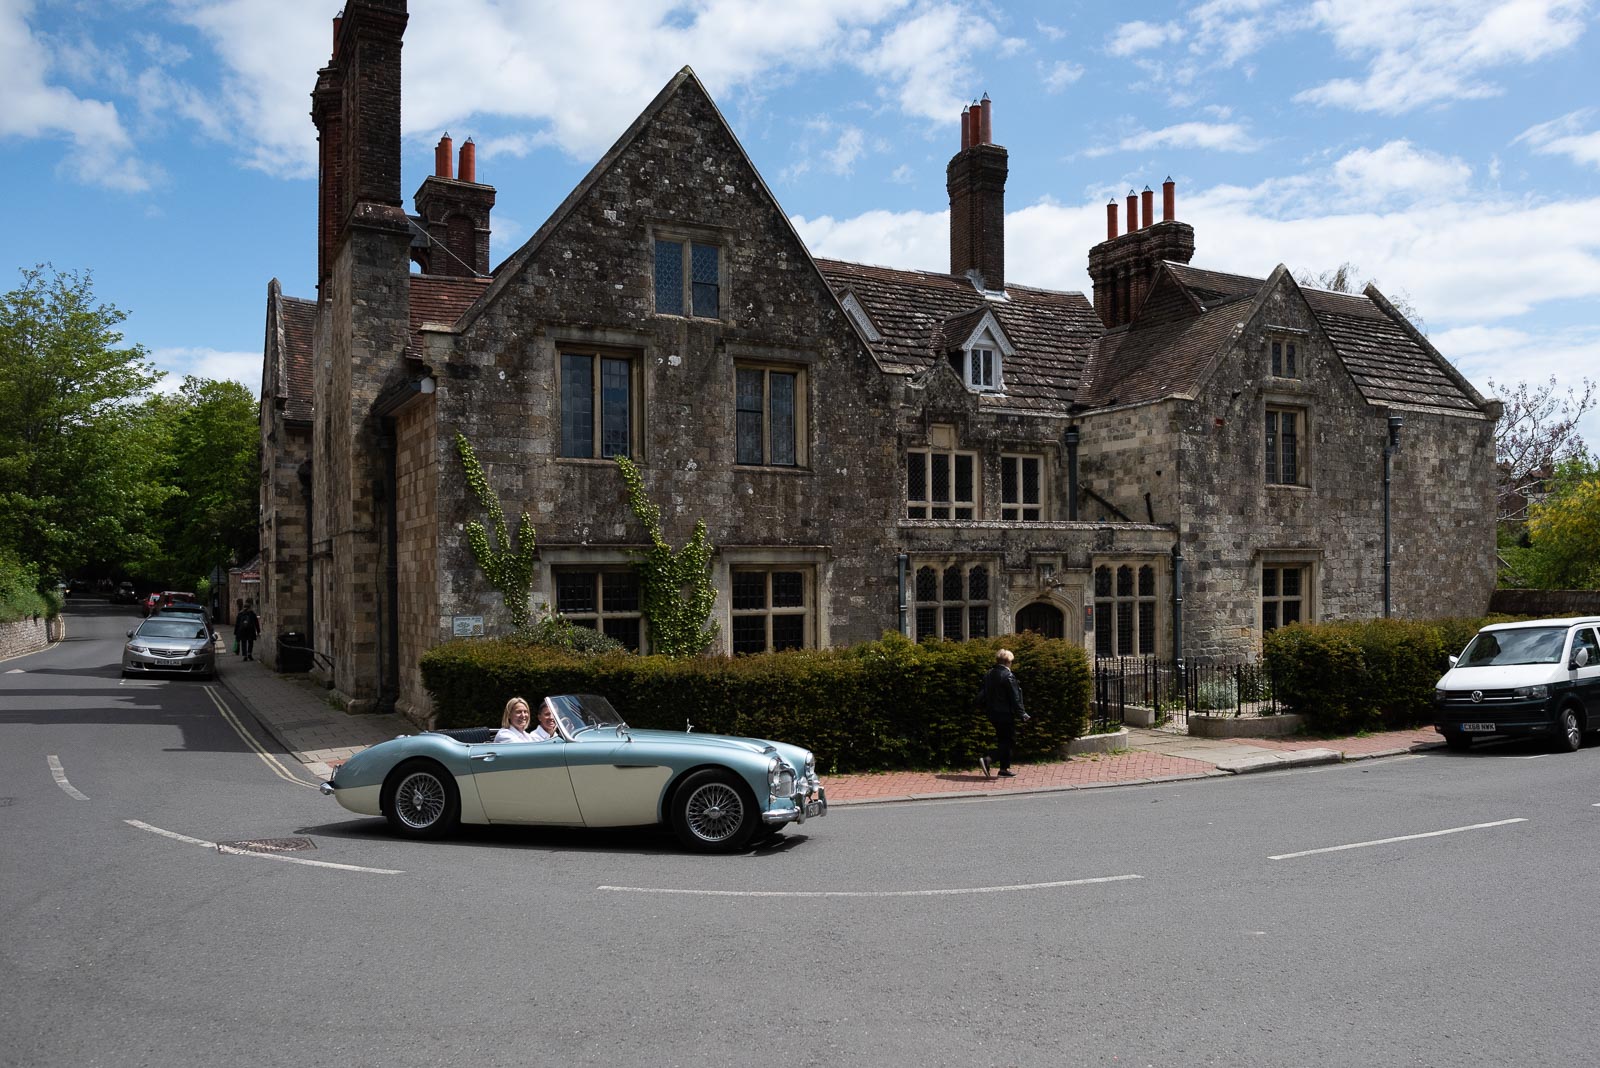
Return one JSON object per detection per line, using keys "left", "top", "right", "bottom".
{"left": 1458, "top": 627, "right": 1567, "bottom": 667}
{"left": 547, "top": 694, "right": 625, "bottom": 735}
{"left": 137, "top": 621, "right": 209, "bottom": 640}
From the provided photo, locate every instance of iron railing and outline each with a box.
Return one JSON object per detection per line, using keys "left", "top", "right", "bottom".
{"left": 1092, "top": 656, "right": 1281, "bottom": 730}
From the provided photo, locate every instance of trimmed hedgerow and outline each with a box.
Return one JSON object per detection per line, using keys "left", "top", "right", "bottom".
{"left": 419, "top": 630, "right": 1090, "bottom": 774}
{"left": 1265, "top": 614, "right": 1529, "bottom": 734}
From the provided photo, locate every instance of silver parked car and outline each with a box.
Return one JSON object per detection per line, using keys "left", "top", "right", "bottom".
{"left": 122, "top": 615, "right": 217, "bottom": 679}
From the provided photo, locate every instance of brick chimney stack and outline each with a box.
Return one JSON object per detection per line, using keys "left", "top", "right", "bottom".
{"left": 947, "top": 93, "right": 1007, "bottom": 291}
{"left": 1087, "top": 175, "right": 1196, "bottom": 329}
{"left": 412, "top": 133, "right": 496, "bottom": 276}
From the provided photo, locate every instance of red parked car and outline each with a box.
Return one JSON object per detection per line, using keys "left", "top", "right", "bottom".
{"left": 142, "top": 591, "right": 196, "bottom": 617}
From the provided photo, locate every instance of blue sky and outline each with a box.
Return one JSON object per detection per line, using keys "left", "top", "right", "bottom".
{"left": 4, "top": 0, "right": 1598, "bottom": 446}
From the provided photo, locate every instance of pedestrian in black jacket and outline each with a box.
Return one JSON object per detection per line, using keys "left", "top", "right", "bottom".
{"left": 235, "top": 601, "right": 260, "bottom": 661}
{"left": 977, "top": 648, "right": 1028, "bottom": 779}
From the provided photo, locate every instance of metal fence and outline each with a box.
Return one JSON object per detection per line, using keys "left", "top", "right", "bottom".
{"left": 1091, "top": 657, "right": 1281, "bottom": 731}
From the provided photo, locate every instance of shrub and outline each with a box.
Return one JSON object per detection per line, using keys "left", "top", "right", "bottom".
{"left": 419, "top": 630, "right": 1091, "bottom": 774}
{"left": 1265, "top": 614, "right": 1522, "bottom": 734}
{"left": 0, "top": 550, "right": 51, "bottom": 625}
{"left": 512, "top": 611, "right": 627, "bottom": 655}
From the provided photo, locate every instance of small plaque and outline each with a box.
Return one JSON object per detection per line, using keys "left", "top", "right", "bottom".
{"left": 452, "top": 615, "right": 485, "bottom": 637}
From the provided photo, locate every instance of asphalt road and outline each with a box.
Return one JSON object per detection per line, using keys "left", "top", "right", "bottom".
{"left": 4, "top": 602, "right": 1599, "bottom": 1067}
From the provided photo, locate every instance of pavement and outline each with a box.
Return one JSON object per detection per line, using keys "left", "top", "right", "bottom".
{"left": 211, "top": 651, "right": 1447, "bottom": 805}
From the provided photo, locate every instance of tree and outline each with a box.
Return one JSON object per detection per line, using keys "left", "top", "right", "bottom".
{"left": 1503, "top": 458, "right": 1600, "bottom": 588}
{"left": 1486, "top": 375, "right": 1596, "bottom": 526}
{"left": 152, "top": 377, "right": 261, "bottom": 583}
{"left": 0, "top": 265, "right": 166, "bottom": 579}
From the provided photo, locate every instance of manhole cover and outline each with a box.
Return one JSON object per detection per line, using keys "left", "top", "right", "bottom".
{"left": 216, "top": 837, "right": 316, "bottom": 854}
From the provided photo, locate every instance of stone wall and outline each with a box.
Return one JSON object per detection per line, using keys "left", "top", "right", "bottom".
{"left": 1490, "top": 589, "right": 1600, "bottom": 617}
{"left": 395, "top": 400, "right": 438, "bottom": 720}
{"left": 430, "top": 74, "right": 900, "bottom": 653}
{"left": 0, "top": 615, "right": 61, "bottom": 660}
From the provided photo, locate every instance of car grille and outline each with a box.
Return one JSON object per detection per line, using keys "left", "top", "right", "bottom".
{"left": 1441, "top": 689, "right": 1521, "bottom": 705}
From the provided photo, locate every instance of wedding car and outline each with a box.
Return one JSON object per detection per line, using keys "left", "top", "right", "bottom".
{"left": 319, "top": 694, "right": 826, "bottom": 852}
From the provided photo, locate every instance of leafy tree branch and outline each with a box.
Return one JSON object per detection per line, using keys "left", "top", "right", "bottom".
{"left": 615, "top": 455, "right": 717, "bottom": 657}
{"left": 454, "top": 432, "right": 536, "bottom": 629}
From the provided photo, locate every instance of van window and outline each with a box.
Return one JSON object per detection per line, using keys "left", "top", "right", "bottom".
{"left": 1574, "top": 628, "right": 1599, "bottom": 666}
{"left": 1459, "top": 626, "right": 1568, "bottom": 667}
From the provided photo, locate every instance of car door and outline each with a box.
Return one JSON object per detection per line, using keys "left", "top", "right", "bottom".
{"left": 466, "top": 741, "right": 584, "bottom": 825}
{"left": 562, "top": 736, "right": 673, "bottom": 828}
{"left": 1571, "top": 627, "right": 1600, "bottom": 719}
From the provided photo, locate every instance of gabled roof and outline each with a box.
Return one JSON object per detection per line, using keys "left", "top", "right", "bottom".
{"left": 265, "top": 279, "right": 316, "bottom": 424}
{"left": 815, "top": 259, "right": 1102, "bottom": 412}
{"left": 407, "top": 274, "right": 491, "bottom": 360}
{"left": 1079, "top": 261, "right": 1486, "bottom": 413}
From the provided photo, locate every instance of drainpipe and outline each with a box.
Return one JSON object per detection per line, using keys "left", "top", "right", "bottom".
{"left": 1383, "top": 412, "right": 1404, "bottom": 618}
{"left": 897, "top": 553, "right": 909, "bottom": 637}
{"left": 1171, "top": 541, "right": 1184, "bottom": 663}
{"left": 1065, "top": 425, "right": 1080, "bottom": 521}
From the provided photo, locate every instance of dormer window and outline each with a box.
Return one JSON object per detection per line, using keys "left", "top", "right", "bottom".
{"left": 943, "top": 310, "right": 1014, "bottom": 395}
{"left": 969, "top": 347, "right": 997, "bottom": 389}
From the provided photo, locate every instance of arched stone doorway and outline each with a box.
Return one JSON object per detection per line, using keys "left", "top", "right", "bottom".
{"left": 1014, "top": 601, "right": 1065, "bottom": 639}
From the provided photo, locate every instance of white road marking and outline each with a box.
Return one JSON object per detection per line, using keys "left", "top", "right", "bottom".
{"left": 203, "top": 686, "right": 317, "bottom": 789}
{"left": 597, "top": 874, "right": 1143, "bottom": 897}
{"left": 1269, "top": 818, "right": 1528, "bottom": 861}
{"left": 124, "top": 819, "right": 403, "bottom": 874}
{"left": 47, "top": 755, "right": 89, "bottom": 800}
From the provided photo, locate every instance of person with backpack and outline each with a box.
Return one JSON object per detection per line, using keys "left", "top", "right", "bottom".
{"left": 235, "top": 600, "right": 260, "bottom": 661}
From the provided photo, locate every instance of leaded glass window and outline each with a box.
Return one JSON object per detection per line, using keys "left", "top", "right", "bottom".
{"left": 912, "top": 561, "right": 991, "bottom": 642}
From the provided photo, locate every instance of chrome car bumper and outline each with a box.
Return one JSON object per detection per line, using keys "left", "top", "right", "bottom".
{"left": 764, "top": 787, "right": 827, "bottom": 825}
{"left": 319, "top": 781, "right": 336, "bottom": 796}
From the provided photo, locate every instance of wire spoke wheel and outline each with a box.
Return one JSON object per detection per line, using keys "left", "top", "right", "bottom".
{"left": 685, "top": 781, "right": 745, "bottom": 843}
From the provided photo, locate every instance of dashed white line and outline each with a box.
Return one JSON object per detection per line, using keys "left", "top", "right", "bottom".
{"left": 47, "top": 755, "right": 89, "bottom": 800}
{"left": 598, "top": 874, "right": 1143, "bottom": 897}
{"left": 1269, "top": 818, "right": 1528, "bottom": 861}
{"left": 124, "top": 819, "right": 403, "bottom": 874}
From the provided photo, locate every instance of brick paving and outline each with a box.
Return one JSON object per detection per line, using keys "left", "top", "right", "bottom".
{"left": 212, "top": 651, "right": 1449, "bottom": 799}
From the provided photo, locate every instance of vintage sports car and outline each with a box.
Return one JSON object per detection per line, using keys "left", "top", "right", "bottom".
{"left": 320, "top": 694, "right": 826, "bottom": 852}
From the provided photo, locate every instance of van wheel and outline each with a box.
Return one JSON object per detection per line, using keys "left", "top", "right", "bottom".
{"left": 1554, "top": 707, "right": 1583, "bottom": 753}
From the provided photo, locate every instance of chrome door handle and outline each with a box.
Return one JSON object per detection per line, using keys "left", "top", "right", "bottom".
{"left": 471, "top": 753, "right": 496, "bottom": 762}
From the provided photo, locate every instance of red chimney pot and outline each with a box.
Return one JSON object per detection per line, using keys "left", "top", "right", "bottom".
{"left": 978, "top": 94, "right": 992, "bottom": 144}
{"left": 1126, "top": 190, "right": 1139, "bottom": 233}
{"left": 1106, "top": 199, "right": 1118, "bottom": 241}
{"left": 1141, "top": 186, "right": 1153, "bottom": 229}
{"left": 437, "top": 133, "right": 453, "bottom": 179}
{"left": 960, "top": 106, "right": 970, "bottom": 151}
{"left": 458, "top": 138, "right": 476, "bottom": 184}
{"left": 1162, "top": 176, "right": 1175, "bottom": 221}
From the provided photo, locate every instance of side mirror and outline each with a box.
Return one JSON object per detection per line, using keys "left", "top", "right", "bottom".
{"left": 1574, "top": 648, "right": 1591, "bottom": 669}
{"left": 126, "top": 630, "right": 134, "bottom": 638}
{"left": 1447, "top": 655, "right": 1458, "bottom": 668}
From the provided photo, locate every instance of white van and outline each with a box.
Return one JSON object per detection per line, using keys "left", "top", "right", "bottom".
{"left": 1433, "top": 617, "right": 1600, "bottom": 752}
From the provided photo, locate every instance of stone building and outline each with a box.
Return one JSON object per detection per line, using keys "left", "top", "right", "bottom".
{"left": 257, "top": 0, "right": 1499, "bottom": 719}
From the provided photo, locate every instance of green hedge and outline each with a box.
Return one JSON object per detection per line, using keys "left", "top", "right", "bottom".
{"left": 1265, "top": 615, "right": 1524, "bottom": 734}
{"left": 419, "top": 631, "right": 1091, "bottom": 774}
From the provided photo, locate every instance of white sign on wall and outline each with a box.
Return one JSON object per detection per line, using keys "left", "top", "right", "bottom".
{"left": 452, "top": 615, "right": 485, "bottom": 637}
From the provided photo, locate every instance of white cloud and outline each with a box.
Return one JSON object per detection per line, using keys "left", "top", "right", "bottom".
{"left": 1331, "top": 140, "right": 1473, "bottom": 201}
{"left": 0, "top": 0, "right": 158, "bottom": 191}
{"left": 1035, "top": 20, "right": 1066, "bottom": 43}
{"left": 149, "top": 346, "right": 262, "bottom": 395}
{"left": 824, "top": 126, "right": 867, "bottom": 174}
{"left": 791, "top": 208, "right": 947, "bottom": 272}
{"left": 1516, "top": 109, "right": 1600, "bottom": 170}
{"left": 1086, "top": 121, "right": 1261, "bottom": 157}
{"left": 857, "top": 4, "right": 1006, "bottom": 123}
{"left": 1041, "top": 60, "right": 1084, "bottom": 93}
{"left": 1107, "top": 20, "right": 1183, "bottom": 56}
{"left": 1297, "top": 0, "right": 1589, "bottom": 114}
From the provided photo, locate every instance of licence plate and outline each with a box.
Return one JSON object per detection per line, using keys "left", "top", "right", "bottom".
{"left": 804, "top": 800, "right": 825, "bottom": 818}
{"left": 1461, "top": 722, "right": 1495, "bottom": 732}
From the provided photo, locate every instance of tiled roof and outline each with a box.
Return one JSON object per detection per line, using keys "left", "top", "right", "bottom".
{"left": 407, "top": 274, "right": 492, "bottom": 360}
{"left": 280, "top": 295, "right": 316, "bottom": 423}
{"left": 1301, "top": 287, "right": 1481, "bottom": 412}
{"left": 1080, "top": 301, "right": 1248, "bottom": 407}
{"left": 1080, "top": 264, "right": 1483, "bottom": 412}
{"left": 815, "top": 259, "right": 1102, "bottom": 412}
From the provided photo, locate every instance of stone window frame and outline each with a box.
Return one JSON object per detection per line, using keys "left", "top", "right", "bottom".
{"left": 652, "top": 225, "right": 727, "bottom": 321}
{"left": 734, "top": 362, "right": 807, "bottom": 468}
{"left": 1268, "top": 336, "right": 1303, "bottom": 380}
{"left": 1092, "top": 560, "right": 1160, "bottom": 659}
{"left": 1258, "top": 555, "right": 1317, "bottom": 635}
{"left": 728, "top": 565, "right": 812, "bottom": 655}
{"left": 999, "top": 453, "right": 1045, "bottom": 521}
{"left": 551, "top": 565, "right": 647, "bottom": 652}
{"left": 906, "top": 447, "right": 978, "bottom": 520}
{"left": 720, "top": 546, "right": 832, "bottom": 655}
{"left": 556, "top": 344, "right": 640, "bottom": 461}
{"left": 1264, "top": 403, "right": 1308, "bottom": 487}
{"left": 911, "top": 559, "right": 993, "bottom": 643}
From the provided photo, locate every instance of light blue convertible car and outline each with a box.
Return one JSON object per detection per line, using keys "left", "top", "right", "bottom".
{"left": 320, "top": 694, "right": 826, "bottom": 852}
